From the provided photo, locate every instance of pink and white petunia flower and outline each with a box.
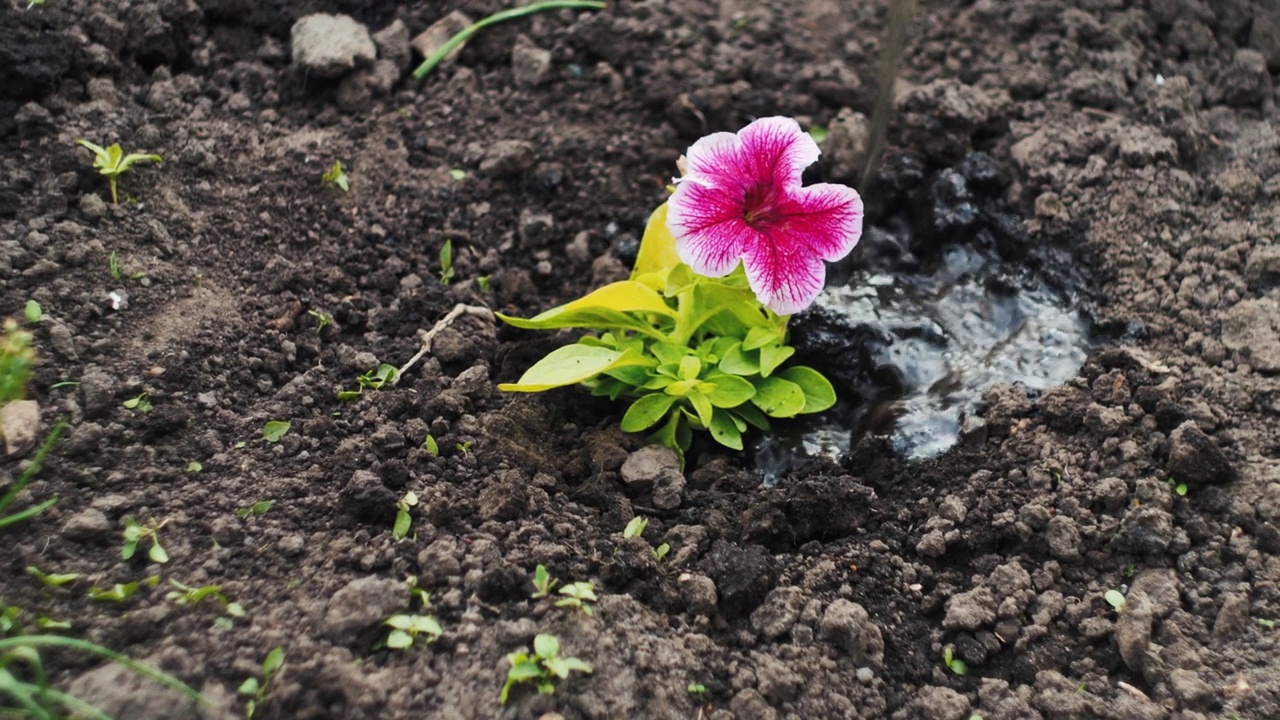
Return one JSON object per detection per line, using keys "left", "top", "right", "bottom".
{"left": 665, "top": 117, "right": 864, "bottom": 316}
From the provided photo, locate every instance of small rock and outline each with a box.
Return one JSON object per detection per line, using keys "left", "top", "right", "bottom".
{"left": 1045, "top": 515, "right": 1083, "bottom": 561}
{"left": 1221, "top": 297, "right": 1280, "bottom": 372}
{"left": 511, "top": 35, "right": 553, "bottom": 88}
{"left": 324, "top": 576, "right": 407, "bottom": 642}
{"left": 62, "top": 508, "right": 111, "bottom": 541}
{"left": 916, "top": 529, "right": 947, "bottom": 558}
{"left": 943, "top": 586, "right": 996, "bottom": 631}
{"left": 473, "top": 139, "right": 536, "bottom": 178}
{"left": 652, "top": 471, "right": 685, "bottom": 510}
{"left": 1222, "top": 49, "right": 1271, "bottom": 107}
{"left": 1112, "top": 505, "right": 1176, "bottom": 556}
{"left": 750, "top": 586, "right": 806, "bottom": 641}
{"left": 1168, "top": 668, "right": 1215, "bottom": 707}
{"left": 679, "top": 573, "right": 718, "bottom": 616}
{"left": 290, "top": 14, "right": 377, "bottom": 80}
{"left": 14, "top": 102, "right": 53, "bottom": 136}
{"left": 0, "top": 400, "right": 40, "bottom": 457}
{"left": 819, "top": 599, "right": 884, "bottom": 668}
{"left": 729, "top": 688, "right": 778, "bottom": 720}
{"left": 372, "top": 19, "right": 412, "bottom": 70}
{"left": 823, "top": 107, "right": 869, "bottom": 181}
{"left": 753, "top": 652, "right": 803, "bottom": 703}
{"left": 410, "top": 11, "right": 472, "bottom": 70}
{"left": 79, "top": 193, "right": 107, "bottom": 221}
{"left": 855, "top": 667, "right": 874, "bottom": 684}
{"left": 1115, "top": 595, "right": 1154, "bottom": 674}
{"left": 620, "top": 445, "right": 681, "bottom": 487}
{"left": 1213, "top": 592, "right": 1250, "bottom": 641}
{"left": 1245, "top": 245, "right": 1280, "bottom": 290}
{"left": 1167, "top": 421, "right": 1239, "bottom": 485}
{"left": 519, "top": 209, "right": 555, "bottom": 247}
{"left": 983, "top": 384, "right": 1032, "bottom": 429}
{"left": 1084, "top": 403, "right": 1129, "bottom": 436}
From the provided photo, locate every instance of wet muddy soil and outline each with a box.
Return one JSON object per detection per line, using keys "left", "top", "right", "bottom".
{"left": 3, "top": 0, "right": 1280, "bottom": 718}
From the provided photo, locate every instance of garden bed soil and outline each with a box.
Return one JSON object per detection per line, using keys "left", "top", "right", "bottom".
{"left": 3, "top": 0, "right": 1280, "bottom": 718}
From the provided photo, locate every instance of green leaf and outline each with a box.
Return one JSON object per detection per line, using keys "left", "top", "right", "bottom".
{"left": 393, "top": 509, "right": 411, "bottom": 540}
{"left": 758, "top": 342, "right": 795, "bottom": 377}
{"left": 603, "top": 364, "right": 651, "bottom": 387}
{"left": 149, "top": 541, "right": 169, "bottom": 564}
{"left": 262, "top": 421, "right": 291, "bottom": 443}
{"left": 238, "top": 678, "right": 260, "bottom": 696}
{"left": 533, "top": 634, "right": 560, "bottom": 659}
{"left": 23, "top": 300, "right": 41, "bottom": 324}
{"left": 719, "top": 343, "right": 759, "bottom": 375}
{"left": 543, "top": 656, "right": 571, "bottom": 678}
{"left": 507, "top": 657, "right": 543, "bottom": 681}
{"left": 386, "top": 629, "right": 413, "bottom": 649}
{"left": 116, "top": 152, "right": 163, "bottom": 174}
{"left": 751, "top": 376, "right": 806, "bottom": 417}
{"left": 704, "top": 373, "right": 756, "bottom": 408}
{"left": 687, "top": 391, "right": 714, "bottom": 428}
{"left": 742, "top": 325, "right": 778, "bottom": 351}
{"left": 262, "top": 647, "right": 285, "bottom": 679}
{"left": 663, "top": 263, "right": 697, "bottom": 298}
{"left": 560, "top": 657, "right": 593, "bottom": 674}
{"left": 709, "top": 410, "right": 744, "bottom": 450}
{"left": 632, "top": 203, "right": 682, "bottom": 278}
{"left": 499, "top": 346, "right": 653, "bottom": 392}
{"left": 424, "top": 434, "right": 439, "bottom": 456}
{"left": 499, "top": 281, "right": 675, "bottom": 330}
{"left": 778, "top": 366, "right": 837, "bottom": 414}
{"left": 623, "top": 516, "right": 648, "bottom": 538}
{"left": 620, "top": 393, "right": 678, "bottom": 432}
{"left": 650, "top": 342, "right": 685, "bottom": 365}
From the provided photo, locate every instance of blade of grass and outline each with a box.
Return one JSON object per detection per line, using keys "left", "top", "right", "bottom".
{"left": 0, "top": 419, "right": 67, "bottom": 522}
{"left": 0, "top": 637, "right": 206, "bottom": 706}
{"left": 413, "top": 1, "right": 606, "bottom": 80}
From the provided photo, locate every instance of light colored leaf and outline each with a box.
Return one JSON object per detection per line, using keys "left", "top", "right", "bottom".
{"left": 751, "top": 376, "right": 806, "bottom": 417}
{"left": 631, "top": 203, "right": 682, "bottom": 278}
{"left": 704, "top": 373, "right": 755, "bottom": 408}
{"left": 620, "top": 393, "right": 678, "bottom": 432}
{"left": 533, "top": 634, "right": 560, "bottom": 659}
{"left": 499, "top": 346, "right": 652, "bottom": 392}
{"left": 778, "top": 366, "right": 837, "bottom": 414}
{"left": 709, "top": 410, "right": 743, "bottom": 450}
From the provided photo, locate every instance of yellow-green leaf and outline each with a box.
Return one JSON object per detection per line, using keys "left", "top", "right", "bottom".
{"left": 632, "top": 203, "right": 682, "bottom": 278}
{"left": 498, "top": 346, "right": 653, "bottom": 392}
{"left": 778, "top": 366, "right": 837, "bottom": 414}
{"left": 496, "top": 281, "right": 674, "bottom": 332}
{"left": 751, "top": 376, "right": 806, "bottom": 417}
{"left": 621, "top": 393, "right": 678, "bottom": 432}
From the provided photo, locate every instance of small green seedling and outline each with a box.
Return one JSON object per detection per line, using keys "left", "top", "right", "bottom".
{"left": 393, "top": 491, "right": 418, "bottom": 541}
{"left": 307, "top": 309, "right": 333, "bottom": 333}
{"left": 1257, "top": 618, "right": 1275, "bottom": 629}
{"left": 23, "top": 300, "right": 41, "bottom": 324}
{"left": 476, "top": 275, "right": 492, "bottom": 292}
{"left": 322, "top": 161, "right": 349, "bottom": 192}
{"left": 108, "top": 251, "right": 122, "bottom": 281}
{"left": 687, "top": 682, "right": 706, "bottom": 694}
{"left": 807, "top": 126, "right": 829, "bottom": 143}
{"left": 1168, "top": 477, "right": 1187, "bottom": 496}
{"left": 456, "top": 440, "right": 473, "bottom": 456}
{"left": 1104, "top": 589, "right": 1127, "bottom": 613}
{"left": 76, "top": 140, "right": 162, "bottom": 204}
{"left": 122, "top": 517, "right": 169, "bottom": 564}
{"left": 122, "top": 391, "right": 152, "bottom": 413}
{"left": 337, "top": 364, "right": 398, "bottom": 401}
{"left": 238, "top": 647, "right": 284, "bottom": 719}
{"left": 654, "top": 543, "right": 671, "bottom": 562}
{"left": 942, "top": 645, "right": 967, "bottom": 676}
{"left": 439, "top": 240, "right": 456, "bottom": 286}
{"left": 35, "top": 616, "right": 71, "bottom": 631}
{"left": 87, "top": 575, "right": 160, "bottom": 602}
{"left": 623, "top": 516, "right": 648, "bottom": 538}
{"left": 262, "top": 421, "right": 290, "bottom": 443}
{"left": 236, "top": 500, "right": 273, "bottom": 520}
{"left": 500, "top": 633, "right": 592, "bottom": 704}
{"left": 405, "top": 575, "right": 431, "bottom": 609}
{"left": 27, "top": 0, "right": 46, "bottom": 8}
{"left": 1124, "top": 563, "right": 1136, "bottom": 579}
{"left": 166, "top": 580, "right": 245, "bottom": 619}
{"left": 556, "top": 582, "right": 598, "bottom": 617}
{"left": 186, "top": 461, "right": 203, "bottom": 473}
{"left": 449, "top": 168, "right": 466, "bottom": 181}
{"left": 424, "top": 434, "right": 440, "bottom": 457}
{"left": 531, "top": 564, "right": 558, "bottom": 599}
{"left": 384, "top": 614, "right": 443, "bottom": 650}
{"left": 25, "top": 567, "right": 79, "bottom": 589}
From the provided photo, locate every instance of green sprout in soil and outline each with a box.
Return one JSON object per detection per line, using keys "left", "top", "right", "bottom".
{"left": 1104, "top": 589, "right": 1126, "bottom": 613}
{"left": 236, "top": 500, "right": 273, "bottom": 520}
{"left": 1168, "top": 477, "right": 1187, "bottom": 496}
{"left": 0, "top": 420, "right": 67, "bottom": 531}
{"left": 75, "top": 140, "right": 162, "bottom": 205}
{"left": 942, "top": 645, "right": 967, "bottom": 676}
{"left": 238, "top": 647, "right": 284, "bottom": 720}
{"left": 166, "top": 580, "right": 246, "bottom": 621}
{"left": 186, "top": 461, "right": 203, "bottom": 473}
{"left": 623, "top": 516, "right": 670, "bottom": 561}
{"left": 262, "top": 421, "right": 290, "bottom": 443}
{"left": 1, "top": 608, "right": 206, "bottom": 720}
{"left": 393, "top": 491, "right": 418, "bottom": 541}
{"left": 337, "top": 364, "right": 398, "bottom": 401}
{"left": 25, "top": 567, "right": 79, "bottom": 590}
{"left": 383, "top": 614, "right": 442, "bottom": 650}
{"left": 108, "top": 251, "right": 121, "bottom": 282}
{"left": 122, "top": 391, "right": 151, "bottom": 413}
{"left": 121, "top": 517, "right": 169, "bottom": 564}
{"left": 23, "top": 301, "right": 41, "bottom": 325}
{"left": 424, "top": 434, "right": 440, "bottom": 456}
{"left": 87, "top": 581, "right": 141, "bottom": 603}
{"left": 307, "top": 309, "right": 333, "bottom": 333}
{"left": 1258, "top": 618, "right": 1275, "bottom": 629}
{"left": 439, "top": 239, "right": 456, "bottom": 286}
{"left": 531, "top": 564, "right": 558, "bottom": 600}
{"left": 321, "top": 161, "right": 349, "bottom": 192}
{"left": 413, "top": 1, "right": 607, "bottom": 80}
{"left": 687, "top": 682, "right": 706, "bottom": 694}
{"left": 476, "top": 275, "right": 492, "bottom": 292}
{"left": 456, "top": 440, "right": 473, "bottom": 457}
{"left": 556, "top": 582, "right": 598, "bottom": 617}
{"left": 500, "top": 633, "right": 592, "bottom": 704}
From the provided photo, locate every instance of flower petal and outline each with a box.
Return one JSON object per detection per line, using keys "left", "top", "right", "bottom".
{"left": 770, "top": 183, "right": 864, "bottom": 262}
{"left": 682, "top": 130, "right": 748, "bottom": 190}
{"left": 741, "top": 230, "right": 827, "bottom": 316}
{"left": 737, "top": 117, "right": 821, "bottom": 190}
{"left": 668, "top": 175, "right": 751, "bottom": 278}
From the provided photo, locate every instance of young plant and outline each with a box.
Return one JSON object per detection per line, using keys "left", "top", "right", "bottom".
{"left": 337, "top": 363, "right": 398, "bottom": 401}
{"left": 942, "top": 644, "right": 967, "bottom": 675}
{"left": 556, "top": 581, "right": 598, "bottom": 617}
{"left": 500, "top": 633, "right": 592, "bottom": 704}
{"left": 235, "top": 500, "right": 273, "bottom": 520}
{"left": 424, "top": 434, "right": 440, "bottom": 457}
{"left": 1104, "top": 589, "right": 1127, "bottom": 613}
{"left": 1168, "top": 477, "right": 1187, "bottom": 496}
{"left": 121, "top": 517, "right": 169, "bottom": 564}
{"left": 25, "top": 567, "right": 79, "bottom": 590}
{"left": 622, "top": 516, "right": 669, "bottom": 561}
{"left": 321, "top": 161, "right": 349, "bottom": 192}
{"left": 75, "top": 140, "right": 162, "bottom": 204}
{"left": 122, "top": 391, "right": 151, "bottom": 413}
{"left": 392, "top": 491, "right": 418, "bottom": 541}
{"left": 307, "top": 309, "right": 333, "bottom": 333}
{"left": 87, "top": 581, "right": 142, "bottom": 603}
{"left": 383, "top": 614, "right": 442, "bottom": 650}
{"left": 238, "top": 647, "right": 284, "bottom": 719}
{"left": 0, "top": 419, "right": 67, "bottom": 531}
{"left": 23, "top": 301, "right": 41, "bottom": 325}
{"left": 413, "top": 1, "right": 606, "bottom": 80}
{"left": 262, "top": 421, "right": 290, "bottom": 443}
{"left": 530, "top": 564, "right": 558, "bottom": 600}
{"left": 439, "top": 239, "right": 456, "bottom": 285}
{"left": 166, "top": 580, "right": 245, "bottom": 619}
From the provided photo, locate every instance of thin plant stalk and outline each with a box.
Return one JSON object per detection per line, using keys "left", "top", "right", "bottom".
{"left": 0, "top": 636, "right": 206, "bottom": 707}
{"left": 0, "top": 419, "right": 67, "bottom": 530}
{"left": 413, "top": 0, "right": 606, "bottom": 80}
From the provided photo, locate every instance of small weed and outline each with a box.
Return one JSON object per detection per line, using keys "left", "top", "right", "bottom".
{"left": 531, "top": 564, "right": 558, "bottom": 600}
{"left": 186, "top": 461, "right": 203, "bottom": 473}
{"left": 456, "top": 440, "right": 473, "bottom": 457}
{"left": 1258, "top": 618, "right": 1275, "bottom": 629}
{"left": 556, "top": 582, "right": 598, "bottom": 617}
{"left": 424, "top": 434, "right": 440, "bottom": 457}
{"left": 654, "top": 543, "right": 671, "bottom": 562}
{"left": 623, "top": 516, "right": 648, "bottom": 538}
{"left": 449, "top": 168, "right": 466, "bottom": 181}
{"left": 384, "top": 614, "right": 442, "bottom": 650}
{"left": 307, "top": 309, "right": 333, "bottom": 333}
{"left": 807, "top": 126, "right": 828, "bottom": 143}
{"left": 1168, "top": 477, "right": 1187, "bottom": 496}
{"left": 122, "top": 391, "right": 152, "bottom": 413}
{"left": 500, "top": 633, "right": 592, "bottom": 704}
{"left": 122, "top": 517, "right": 169, "bottom": 564}
{"left": 1104, "top": 589, "right": 1127, "bottom": 613}
{"left": 25, "top": 567, "right": 79, "bottom": 590}
{"left": 23, "top": 300, "right": 41, "bottom": 324}
{"left": 337, "top": 364, "right": 398, "bottom": 401}
{"left": 262, "top": 421, "right": 290, "bottom": 443}
{"left": 236, "top": 500, "right": 273, "bottom": 520}
{"left": 0, "top": 419, "right": 67, "bottom": 530}
{"left": 321, "top": 161, "right": 349, "bottom": 192}
{"left": 1124, "top": 563, "right": 1136, "bottom": 579}
{"left": 476, "top": 274, "right": 492, "bottom": 292}
{"left": 942, "top": 645, "right": 967, "bottom": 676}
{"left": 687, "top": 682, "right": 706, "bottom": 694}
{"left": 439, "top": 239, "right": 456, "bottom": 286}
{"left": 76, "top": 139, "right": 162, "bottom": 204}
{"left": 393, "top": 491, "right": 418, "bottom": 541}
{"left": 87, "top": 576, "right": 159, "bottom": 602}
{"left": 108, "top": 251, "right": 121, "bottom": 281}
{"left": 48, "top": 380, "right": 80, "bottom": 391}
{"left": 238, "top": 647, "right": 284, "bottom": 719}
{"left": 166, "top": 580, "right": 245, "bottom": 620}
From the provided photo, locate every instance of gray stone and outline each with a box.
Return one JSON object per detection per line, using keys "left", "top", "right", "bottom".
{"left": 823, "top": 107, "right": 869, "bottom": 181}
{"left": 471, "top": 139, "right": 536, "bottom": 178}
{"left": 620, "top": 445, "right": 682, "bottom": 487}
{"left": 372, "top": 19, "right": 412, "bottom": 70}
{"left": 0, "top": 400, "right": 40, "bottom": 457}
{"left": 1252, "top": 2, "right": 1280, "bottom": 71}
{"left": 1116, "top": 125, "right": 1177, "bottom": 167}
{"left": 324, "top": 576, "right": 407, "bottom": 642}
{"left": 1114, "top": 591, "right": 1154, "bottom": 673}
{"left": 80, "top": 365, "right": 117, "bottom": 417}
{"left": 750, "top": 586, "right": 806, "bottom": 641}
{"left": 1168, "top": 668, "right": 1215, "bottom": 707}
{"left": 752, "top": 652, "right": 803, "bottom": 703}
{"left": 819, "top": 599, "right": 884, "bottom": 668}
{"left": 1246, "top": 245, "right": 1280, "bottom": 290}
{"left": 1167, "top": 421, "right": 1239, "bottom": 485}
{"left": 511, "top": 35, "right": 553, "bottom": 88}
{"left": 728, "top": 688, "right": 777, "bottom": 720}
{"left": 1213, "top": 592, "right": 1250, "bottom": 641}
{"left": 410, "top": 11, "right": 472, "bottom": 71}
{"left": 1222, "top": 48, "right": 1272, "bottom": 107}
{"left": 943, "top": 586, "right": 996, "bottom": 631}
{"left": 62, "top": 508, "right": 111, "bottom": 541}
{"left": 291, "top": 14, "right": 376, "bottom": 80}
{"left": 679, "top": 573, "right": 718, "bottom": 616}
{"left": 1221, "top": 297, "right": 1280, "bottom": 372}
{"left": 1112, "top": 505, "right": 1176, "bottom": 556}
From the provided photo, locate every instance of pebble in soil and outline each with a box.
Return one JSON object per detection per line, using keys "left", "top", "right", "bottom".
{"left": 759, "top": 153, "right": 1090, "bottom": 476}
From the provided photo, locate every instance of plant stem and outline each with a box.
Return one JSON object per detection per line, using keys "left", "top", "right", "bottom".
{"left": 0, "top": 418, "right": 67, "bottom": 524}
{"left": 108, "top": 177, "right": 118, "bottom": 204}
{"left": 412, "top": 1, "right": 607, "bottom": 80}
{"left": 0, "top": 636, "right": 206, "bottom": 706}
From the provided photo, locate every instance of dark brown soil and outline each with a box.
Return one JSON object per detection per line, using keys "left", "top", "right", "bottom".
{"left": 3, "top": 0, "right": 1280, "bottom": 718}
